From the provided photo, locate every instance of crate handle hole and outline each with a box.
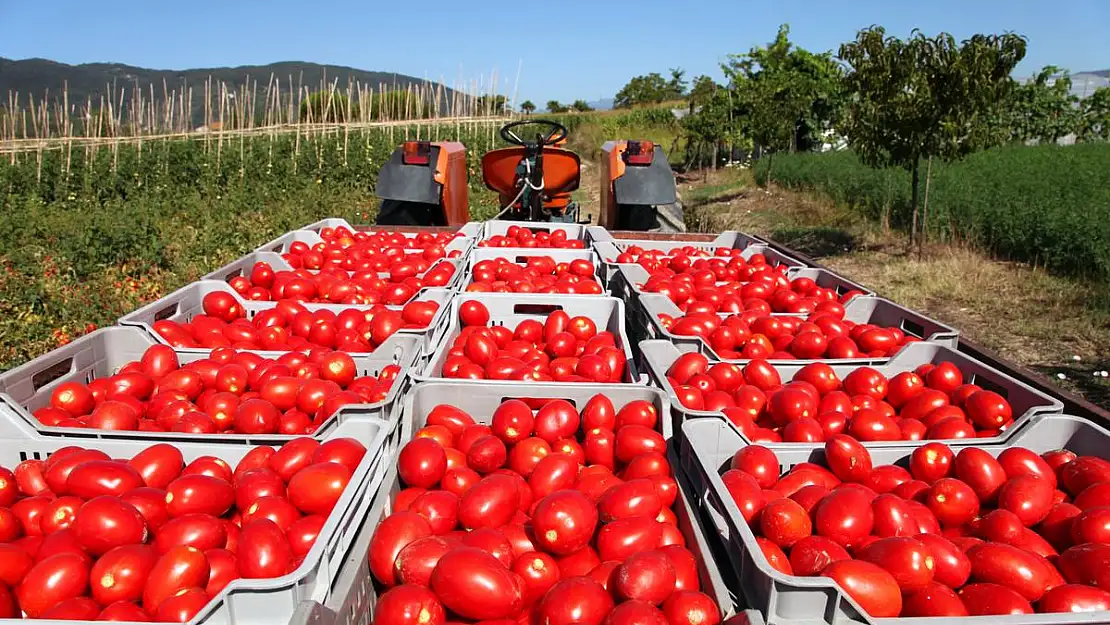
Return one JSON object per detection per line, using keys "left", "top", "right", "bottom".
{"left": 507, "top": 397, "right": 579, "bottom": 409}
{"left": 153, "top": 303, "right": 180, "bottom": 322}
{"left": 31, "top": 358, "right": 76, "bottom": 392}
{"left": 972, "top": 374, "right": 1009, "bottom": 398}
{"left": 900, "top": 319, "right": 926, "bottom": 339}
{"left": 513, "top": 304, "right": 562, "bottom": 315}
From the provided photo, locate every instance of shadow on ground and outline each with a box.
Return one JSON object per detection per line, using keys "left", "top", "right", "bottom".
{"left": 770, "top": 226, "right": 860, "bottom": 258}
{"left": 1029, "top": 361, "right": 1110, "bottom": 410}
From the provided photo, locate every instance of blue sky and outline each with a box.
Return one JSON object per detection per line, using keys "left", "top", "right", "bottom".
{"left": 1, "top": 0, "right": 1107, "bottom": 104}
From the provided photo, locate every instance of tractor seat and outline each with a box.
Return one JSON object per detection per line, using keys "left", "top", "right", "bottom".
{"left": 481, "top": 147, "right": 581, "bottom": 198}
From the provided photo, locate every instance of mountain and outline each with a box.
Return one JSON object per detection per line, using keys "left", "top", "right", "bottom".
{"left": 587, "top": 98, "right": 615, "bottom": 111}
{"left": 0, "top": 57, "right": 463, "bottom": 128}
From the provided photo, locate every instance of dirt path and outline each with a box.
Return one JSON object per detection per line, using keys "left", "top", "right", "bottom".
{"left": 681, "top": 169, "right": 1110, "bottom": 408}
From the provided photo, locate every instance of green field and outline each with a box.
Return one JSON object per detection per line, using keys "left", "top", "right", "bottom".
{"left": 754, "top": 143, "right": 1110, "bottom": 280}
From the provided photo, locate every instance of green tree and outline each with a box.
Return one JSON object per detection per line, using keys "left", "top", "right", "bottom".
{"left": 1006, "top": 66, "right": 1081, "bottom": 143}
{"left": 838, "top": 26, "right": 1026, "bottom": 247}
{"left": 687, "top": 75, "right": 718, "bottom": 113}
{"left": 1079, "top": 87, "right": 1110, "bottom": 141}
{"left": 723, "top": 24, "right": 843, "bottom": 168}
{"left": 681, "top": 87, "right": 749, "bottom": 169}
{"left": 614, "top": 73, "right": 670, "bottom": 108}
{"left": 546, "top": 100, "right": 568, "bottom": 113}
{"left": 520, "top": 100, "right": 536, "bottom": 115}
{"left": 667, "top": 68, "right": 688, "bottom": 99}
{"left": 571, "top": 99, "right": 594, "bottom": 113}
{"left": 299, "top": 91, "right": 359, "bottom": 123}
{"left": 476, "top": 94, "right": 508, "bottom": 115}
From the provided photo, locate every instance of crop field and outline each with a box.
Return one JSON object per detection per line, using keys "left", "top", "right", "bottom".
{"left": 754, "top": 144, "right": 1110, "bottom": 281}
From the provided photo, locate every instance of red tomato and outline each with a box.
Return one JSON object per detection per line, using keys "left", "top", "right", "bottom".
{"left": 429, "top": 547, "right": 523, "bottom": 620}
{"left": 368, "top": 511, "right": 433, "bottom": 586}
{"left": 532, "top": 490, "right": 598, "bottom": 556}
{"left": 538, "top": 577, "right": 614, "bottom": 625}
{"left": 857, "top": 537, "right": 935, "bottom": 593}
{"left": 901, "top": 582, "right": 969, "bottom": 617}
{"left": 142, "top": 546, "right": 210, "bottom": 614}
{"left": 14, "top": 552, "right": 91, "bottom": 617}
{"left": 823, "top": 435, "right": 872, "bottom": 483}
{"left": 760, "top": 497, "right": 812, "bottom": 548}
{"left": 73, "top": 496, "right": 148, "bottom": 556}
{"left": 958, "top": 582, "right": 1034, "bottom": 615}
{"left": 788, "top": 535, "right": 851, "bottom": 576}
{"left": 90, "top": 544, "right": 158, "bottom": 605}
{"left": 967, "top": 542, "right": 1061, "bottom": 601}
{"left": 288, "top": 462, "right": 352, "bottom": 515}
{"left": 954, "top": 448, "right": 1008, "bottom": 503}
{"left": 237, "top": 519, "right": 293, "bottom": 578}
{"left": 1038, "top": 584, "right": 1110, "bottom": 613}
{"left": 374, "top": 584, "right": 446, "bottom": 625}
{"left": 457, "top": 474, "right": 520, "bottom": 530}
{"left": 820, "top": 560, "right": 902, "bottom": 618}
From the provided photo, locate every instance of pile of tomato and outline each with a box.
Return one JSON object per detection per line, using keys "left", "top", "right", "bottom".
{"left": 606, "top": 245, "right": 744, "bottom": 265}
{"left": 316, "top": 226, "right": 465, "bottom": 253}
{"left": 33, "top": 343, "right": 399, "bottom": 435}
{"left": 282, "top": 228, "right": 467, "bottom": 273}
{"left": 657, "top": 305, "right": 922, "bottom": 361}
{"left": 368, "top": 395, "right": 721, "bottom": 625}
{"left": 465, "top": 256, "right": 603, "bottom": 295}
{"left": 437, "top": 301, "right": 628, "bottom": 383}
{"left": 0, "top": 435, "right": 366, "bottom": 621}
{"left": 634, "top": 260, "right": 866, "bottom": 316}
{"left": 723, "top": 436, "right": 1110, "bottom": 617}
{"left": 667, "top": 354, "right": 1017, "bottom": 442}
{"left": 476, "top": 226, "right": 587, "bottom": 249}
{"left": 149, "top": 291, "right": 439, "bottom": 354}
{"left": 226, "top": 260, "right": 456, "bottom": 305}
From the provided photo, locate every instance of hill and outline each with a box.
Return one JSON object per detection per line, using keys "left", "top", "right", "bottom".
{"left": 0, "top": 57, "right": 465, "bottom": 128}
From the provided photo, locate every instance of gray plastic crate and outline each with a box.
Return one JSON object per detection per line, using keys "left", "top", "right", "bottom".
{"left": 464, "top": 247, "right": 607, "bottom": 292}
{"left": 0, "top": 326, "right": 418, "bottom": 444}
{"left": 594, "top": 238, "right": 801, "bottom": 283}
{"left": 119, "top": 280, "right": 452, "bottom": 358}
{"left": 640, "top": 339, "right": 1064, "bottom": 448}
{"left": 0, "top": 397, "right": 390, "bottom": 625}
{"left": 636, "top": 292, "right": 959, "bottom": 365}
{"left": 418, "top": 293, "right": 644, "bottom": 385}
{"left": 681, "top": 414, "right": 1109, "bottom": 625}
{"left": 203, "top": 252, "right": 296, "bottom": 283}
{"left": 480, "top": 220, "right": 588, "bottom": 242}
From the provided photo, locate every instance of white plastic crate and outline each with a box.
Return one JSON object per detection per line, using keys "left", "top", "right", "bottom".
{"left": 0, "top": 399, "right": 390, "bottom": 625}
{"left": 639, "top": 339, "right": 1064, "bottom": 448}
{"left": 0, "top": 326, "right": 417, "bottom": 444}
{"left": 462, "top": 247, "right": 607, "bottom": 293}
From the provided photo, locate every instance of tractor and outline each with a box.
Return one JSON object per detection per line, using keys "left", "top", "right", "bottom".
{"left": 374, "top": 119, "right": 682, "bottom": 231}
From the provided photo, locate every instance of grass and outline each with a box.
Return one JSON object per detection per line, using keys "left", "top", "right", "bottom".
{"left": 683, "top": 167, "right": 1110, "bottom": 408}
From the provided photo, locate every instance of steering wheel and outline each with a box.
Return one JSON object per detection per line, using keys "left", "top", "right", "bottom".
{"left": 499, "top": 119, "right": 568, "bottom": 147}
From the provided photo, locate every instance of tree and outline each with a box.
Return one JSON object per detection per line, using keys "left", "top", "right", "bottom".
{"left": 838, "top": 26, "right": 1026, "bottom": 247}
{"left": 475, "top": 94, "right": 508, "bottom": 115}
{"left": 520, "top": 100, "right": 536, "bottom": 115}
{"left": 1080, "top": 87, "right": 1110, "bottom": 141}
{"left": 723, "top": 24, "right": 844, "bottom": 168}
{"left": 1006, "top": 66, "right": 1081, "bottom": 143}
{"left": 546, "top": 100, "right": 568, "bottom": 113}
{"left": 571, "top": 99, "right": 594, "bottom": 113}
{"left": 688, "top": 75, "right": 717, "bottom": 113}
{"left": 299, "top": 92, "right": 359, "bottom": 123}
{"left": 614, "top": 73, "right": 670, "bottom": 108}
{"left": 667, "top": 68, "right": 688, "bottom": 99}
{"left": 681, "top": 87, "right": 749, "bottom": 169}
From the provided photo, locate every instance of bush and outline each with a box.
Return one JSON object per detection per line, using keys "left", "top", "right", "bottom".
{"left": 754, "top": 144, "right": 1110, "bottom": 279}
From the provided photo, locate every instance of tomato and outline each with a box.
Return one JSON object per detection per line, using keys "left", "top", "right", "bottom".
{"left": 823, "top": 435, "right": 872, "bottom": 483}
{"left": 205, "top": 548, "right": 238, "bottom": 596}
{"left": 755, "top": 537, "right": 792, "bottom": 575}
{"left": 995, "top": 475, "right": 1055, "bottom": 526}
{"left": 40, "top": 596, "right": 101, "bottom": 619}
{"left": 820, "top": 560, "right": 902, "bottom": 618}
{"left": 531, "top": 490, "right": 598, "bottom": 555}
{"left": 154, "top": 514, "right": 227, "bottom": 553}
{"left": 534, "top": 400, "right": 580, "bottom": 443}
{"left": 457, "top": 474, "right": 520, "bottom": 530}
{"left": 459, "top": 301, "right": 491, "bottom": 326}
{"left": 288, "top": 462, "right": 352, "bottom": 515}
{"left": 537, "top": 577, "right": 614, "bottom": 625}
{"left": 1039, "top": 502, "right": 1082, "bottom": 550}
{"left": 72, "top": 496, "right": 148, "bottom": 556}
{"left": 287, "top": 515, "right": 326, "bottom": 557}
{"left": 658, "top": 591, "right": 720, "bottom": 625}
{"left": 901, "top": 581, "right": 969, "bottom": 617}
{"left": 234, "top": 399, "right": 281, "bottom": 434}
{"left": 788, "top": 535, "right": 851, "bottom": 576}
{"left": 51, "top": 381, "right": 97, "bottom": 416}
{"left": 760, "top": 497, "right": 812, "bottom": 548}
{"left": 967, "top": 541, "right": 1061, "bottom": 601}
{"left": 954, "top": 447, "right": 1007, "bottom": 503}
{"left": 908, "top": 442, "right": 954, "bottom": 483}
{"left": 1038, "top": 584, "right": 1110, "bottom": 613}
{"left": 15, "top": 552, "right": 91, "bottom": 616}
{"left": 369, "top": 511, "right": 433, "bottom": 586}
{"left": 603, "top": 600, "right": 668, "bottom": 625}
{"left": 925, "top": 478, "right": 980, "bottom": 527}
{"left": 237, "top": 519, "right": 293, "bottom": 579}
{"left": 997, "top": 447, "right": 1057, "bottom": 487}
{"left": 958, "top": 582, "right": 1034, "bottom": 615}
{"left": 162, "top": 474, "right": 236, "bottom": 519}
{"left": 374, "top": 584, "right": 446, "bottom": 625}
{"left": 467, "top": 436, "right": 508, "bottom": 474}
{"left": 556, "top": 546, "right": 601, "bottom": 577}
{"left": 731, "top": 446, "right": 780, "bottom": 489}
{"left": 529, "top": 454, "right": 579, "bottom": 500}
{"left": 91, "top": 544, "right": 159, "bottom": 605}
{"left": 1060, "top": 457, "right": 1110, "bottom": 497}
{"left": 582, "top": 395, "right": 617, "bottom": 431}
{"left": 857, "top": 537, "right": 934, "bottom": 593}
{"left": 813, "top": 488, "right": 872, "bottom": 547}
{"left": 599, "top": 479, "right": 662, "bottom": 522}
{"left": 96, "top": 600, "right": 151, "bottom": 621}
{"left": 964, "top": 390, "right": 1013, "bottom": 429}
{"left": 393, "top": 536, "right": 452, "bottom": 588}
{"left": 615, "top": 426, "right": 665, "bottom": 463}
{"left": 234, "top": 468, "right": 285, "bottom": 511}
{"left": 429, "top": 547, "right": 523, "bottom": 620}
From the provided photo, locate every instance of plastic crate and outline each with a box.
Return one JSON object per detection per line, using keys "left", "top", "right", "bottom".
{"left": 418, "top": 293, "right": 644, "bottom": 385}
{"left": 480, "top": 220, "right": 588, "bottom": 242}
{"left": 639, "top": 339, "right": 1064, "bottom": 448}
{"left": 119, "top": 280, "right": 453, "bottom": 358}
{"left": 0, "top": 326, "right": 418, "bottom": 444}
{"left": 300, "top": 217, "right": 356, "bottom": 233}
{"left": 257, "top": 229, "right": 323, "bottom": 255}
{"left": 636, "top": 292, "right": 959, "bottom": 364}
{"left": 0, "top": 397, "right": 390, "bottom": 625}
{"left": 681, "top": 414, "right": 1107, "bottom": 625}
{"left": 595, "top": 239, "right": 803, "bottom": 283}
{"left": 463, "top": 247, "right": 607, "bottom": 293}
{"left": 203, "top": 252, "right": 296, "bottom": 283}
{"left": 586, "top": 227, "right": 767, "bottom": 247}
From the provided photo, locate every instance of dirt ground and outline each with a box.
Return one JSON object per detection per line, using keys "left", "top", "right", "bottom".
{"left": 672, "top": 167, "right": 1110, "bottom": 408}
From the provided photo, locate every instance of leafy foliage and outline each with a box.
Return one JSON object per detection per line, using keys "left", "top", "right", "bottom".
{"left": 614, "top": 71, "right": 686, "bottom": 108}
{"left": 1080, "top": 87, "right": 1110, "bottom": 141}
{"left": 1005, "top": 66, "right": 1081, "bottom": 143}
{"left": 546, "top": 100, "right": 568, "bottom": 113}
{"left": 838, "top": 26, "right": 1026, "bottom": 244}
{"left": 756, "top": 145, "right": 1110, "bottom": 279}
{"left": 571, "top": 100, "right": 594, "bottom": 113}
{"left": 520, "top": 100, "right": 536, "bottom": 114}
